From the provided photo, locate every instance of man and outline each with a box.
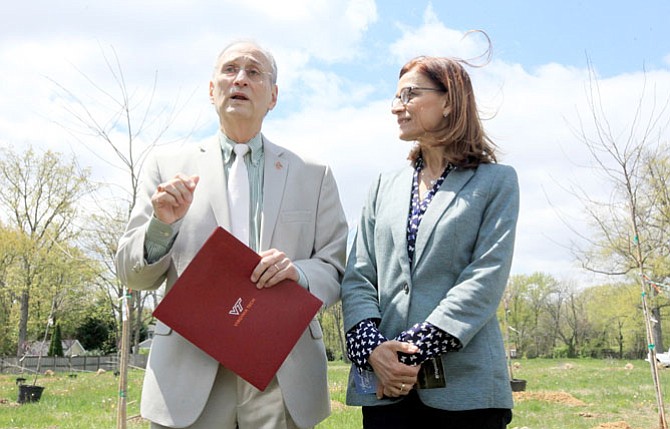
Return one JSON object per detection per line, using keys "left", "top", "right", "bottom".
{"left": 115, "top": 40, "right": 348, "bottom": 429}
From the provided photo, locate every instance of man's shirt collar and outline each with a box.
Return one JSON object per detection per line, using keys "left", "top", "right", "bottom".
{"left": 219, "top": 131, "right": 263, "bottom": 165}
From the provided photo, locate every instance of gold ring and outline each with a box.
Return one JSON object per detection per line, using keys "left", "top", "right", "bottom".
{"left": 274, "top": 263, "right": 280, "bottom": 271}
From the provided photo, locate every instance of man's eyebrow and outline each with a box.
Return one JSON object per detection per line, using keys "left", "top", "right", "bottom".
{"left": 222, "top": 57, "right": 264, "bottom": 67}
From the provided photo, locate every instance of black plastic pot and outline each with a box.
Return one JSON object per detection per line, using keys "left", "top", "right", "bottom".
{"left": 17, "top": 385, "right": 45, "bottom": 404}
{"left": 510, "top": 378, "right": 527, "bottom": 392}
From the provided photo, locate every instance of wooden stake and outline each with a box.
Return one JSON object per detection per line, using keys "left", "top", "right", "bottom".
{"left": 116, "top": 289, "right": 131, "bottom": 429}
{"left": 632, "top": 233, "right": 668, "bottom": 429}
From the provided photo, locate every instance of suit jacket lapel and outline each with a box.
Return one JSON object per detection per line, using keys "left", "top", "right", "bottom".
{"left": 260, "top": 138, "right": 288, "bottom": 251}
{"left": 412, "top": 167, "right": 474, "bottom": 268}
{"left": 197, "top": 137, "right": 230, "bottom": 228}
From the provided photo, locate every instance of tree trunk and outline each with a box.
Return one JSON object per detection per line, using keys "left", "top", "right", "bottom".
{"left": 332, "top": 304, "right": 349, "bottom": 363}
{"left": 652, "top": 305, "right": 665, "bottom": 352}
{"left": 16, "top": 289, "right": 29, "bottom": 357}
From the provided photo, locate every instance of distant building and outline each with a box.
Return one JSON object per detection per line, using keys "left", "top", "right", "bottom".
{"left": 21, "top": 339, "right": 87, "bottom": 357}
{"left": 134, "top": 324, "right": 155, "bottom": 353}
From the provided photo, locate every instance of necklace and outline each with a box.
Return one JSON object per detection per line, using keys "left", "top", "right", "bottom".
{"left": 420, "top": 170, "right": 440, "bottom": 186}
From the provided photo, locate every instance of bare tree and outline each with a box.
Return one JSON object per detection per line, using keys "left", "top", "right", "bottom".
{"left": 49, "top": 44, "right": 195, "bottom": 354}
{"left": 49, "top": 45, "right": 196, "bottom": 428}
{"left": 570, "top": 61, "right": 670, "bottom": 428}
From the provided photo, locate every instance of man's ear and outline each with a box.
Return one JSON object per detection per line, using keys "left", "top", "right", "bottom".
{"left": 209, "top": 81, "right": 215, "bottom": 103}
{"left": 268, "top": 84, "right": 278, "bottom": 111}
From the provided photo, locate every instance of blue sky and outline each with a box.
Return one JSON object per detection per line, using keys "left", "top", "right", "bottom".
{"left": 404, "top": 1, "right": 670, "bottom": 76}
{"left": 1, "top": 0, "right": 669, "bottom": 284}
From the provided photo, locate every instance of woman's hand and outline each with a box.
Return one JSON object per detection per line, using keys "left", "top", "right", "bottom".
{"left": 368, "top": 340, "right": 420, "bottom": 399}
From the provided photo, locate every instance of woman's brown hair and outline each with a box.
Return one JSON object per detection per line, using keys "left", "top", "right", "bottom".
{"left": 402, "top": 55, "right": 497, "bottom": 168}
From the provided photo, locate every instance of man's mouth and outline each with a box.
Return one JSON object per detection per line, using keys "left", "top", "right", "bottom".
{"left": 231, "top": 93, "right": 249, "bottom": 101}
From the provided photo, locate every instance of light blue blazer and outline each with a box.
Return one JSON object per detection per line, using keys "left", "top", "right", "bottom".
{"left": 341, "top": 162, "right": 519, "bottom": 410}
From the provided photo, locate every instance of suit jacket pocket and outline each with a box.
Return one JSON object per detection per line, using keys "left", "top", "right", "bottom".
{"left": 279, "top": 210, "right": 312, "bottom": 223}
{"left": 308, "top": 319, "right": 323, "bottom": 339}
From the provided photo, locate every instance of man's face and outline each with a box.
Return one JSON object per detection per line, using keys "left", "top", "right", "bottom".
{"left": 209, "top": 42, "right": 278, "bottom": 129}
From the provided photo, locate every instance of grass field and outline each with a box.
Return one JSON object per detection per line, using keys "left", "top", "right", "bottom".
{"left": 1, "top": 359, "right": 668, "bottom": 429}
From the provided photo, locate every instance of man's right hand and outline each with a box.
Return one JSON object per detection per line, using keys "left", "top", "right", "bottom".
{"left": 151, "top": 173, "right": 200, "bottom": 224}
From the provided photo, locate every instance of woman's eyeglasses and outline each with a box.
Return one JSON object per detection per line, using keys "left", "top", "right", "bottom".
{"left": 392, "top": 86, "right": 445, "bottom": 107}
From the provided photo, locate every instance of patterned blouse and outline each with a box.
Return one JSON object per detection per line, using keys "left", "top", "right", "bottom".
{"left": 346, "top": 157, "right": 462, "bottom": 371}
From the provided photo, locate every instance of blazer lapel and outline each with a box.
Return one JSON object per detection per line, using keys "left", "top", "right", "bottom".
{"left": 260, "top": 138, "right": 288, "bottom": 251}
{"left": 197, "top": 137, "right": 230, "bottom": 228}
{"left": 412, "top": 167, "right": 475, "bottom": 268}
{"left": 390, "top": 168, "right": 414, "bottom": 280}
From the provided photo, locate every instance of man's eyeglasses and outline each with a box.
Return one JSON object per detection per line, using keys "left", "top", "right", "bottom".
{"left": 392, "top": 86, "right": 445, "bottom": 107}
{"left": 221, "top": 64, "right": 268, "bottom": 83}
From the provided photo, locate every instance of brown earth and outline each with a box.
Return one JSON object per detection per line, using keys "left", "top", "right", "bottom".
{"left": 590, "top": 422, "right": 633, "bottom": 429}
{"left": 513, "top": 390, "right": 587, "bottom": 406}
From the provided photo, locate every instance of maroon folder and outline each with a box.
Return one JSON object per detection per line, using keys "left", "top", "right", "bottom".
{"left": 152, "top": 226, "right": 323, "bottom": 391}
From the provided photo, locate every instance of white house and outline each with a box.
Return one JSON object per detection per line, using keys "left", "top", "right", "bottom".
{"left": 21, "top": 339, "right": 87, "bottom": 357}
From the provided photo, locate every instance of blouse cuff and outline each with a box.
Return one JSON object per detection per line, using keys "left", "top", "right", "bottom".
{"left": 345, "top": 319, "right": 387, "bottom": 371}
{"left": 395, "top": 321, "right": 462, "bottom": 366}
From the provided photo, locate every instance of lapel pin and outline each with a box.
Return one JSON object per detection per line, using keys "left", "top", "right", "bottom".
{"left": 275, "top": 161, "right": 283, "bottom": 170}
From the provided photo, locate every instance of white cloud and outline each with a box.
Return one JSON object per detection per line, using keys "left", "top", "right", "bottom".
{"left": 1, "top": 1, "right": 668, "bottom": 285}
{"left": 389, "top": 3, "right": 491, "bottom": 64}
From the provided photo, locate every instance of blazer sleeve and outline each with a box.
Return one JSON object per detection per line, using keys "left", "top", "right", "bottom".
{"left": 293, "top": 165, "right": 349, "bottom": 308}
{"left": 341, "top": 174, "right": 384, "bottom": 332}
{"left": 115, "top": 153, "right": 173, "bottom": 291}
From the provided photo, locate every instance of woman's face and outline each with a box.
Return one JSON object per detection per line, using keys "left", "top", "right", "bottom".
{"left": 391, "top": 68, "right": 449, "bottom": 142}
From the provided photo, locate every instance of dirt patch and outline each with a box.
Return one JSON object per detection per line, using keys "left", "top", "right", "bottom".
{"left": 127, "top": 415, "right": 148, "bottom": 423}
{"left": 513, "top": 394, "right": 640, "bottom": 429}
{"left": 513, "top": 390, "right": 586, "bottom": 406}
{"left": 590, "top": 422, "right": 633, "bottom": 429}
{"left": 330, "top": 399, "right": 348, "bottom": 411}
{"left": 0, "top": 397, "right": 20, "bottom": 407}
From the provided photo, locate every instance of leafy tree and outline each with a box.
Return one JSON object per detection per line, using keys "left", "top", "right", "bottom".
{"left": 0, "top": 225, "right": 25, "bottom": 355}
{"left": 0, "top": 146, "right": 91, "bottom": 357}
{"left": 546, "top": 283, "right": 593, "bottom": 358}
{"left": 503, "top": 273, "right": 560, "bottom": 358}
{"left": 76, "top": 315, "right": 117, "bottom": 354}
{"left": 48, "top": 323, "right": 64, "bottom": 357}
{"left": 317, "top": 302, "right": 347, "bottom": 361}
{"left": 583, "top": 282, "right": 644, "bottom": 358}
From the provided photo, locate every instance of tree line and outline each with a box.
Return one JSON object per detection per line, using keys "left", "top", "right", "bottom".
{"left": 0, "top": 53, "right": 668, "bottom": 366}
{"left": 0, "top": 144, "right": 667, "bottom": 361}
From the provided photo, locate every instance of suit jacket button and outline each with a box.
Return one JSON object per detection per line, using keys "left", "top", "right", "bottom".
{"left": 403, "top": 284, "right": 409, "bottom": 294}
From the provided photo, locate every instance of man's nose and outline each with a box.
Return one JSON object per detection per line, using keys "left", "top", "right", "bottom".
{"left": 233, "top": 69, "right": 251, "bottom": 84}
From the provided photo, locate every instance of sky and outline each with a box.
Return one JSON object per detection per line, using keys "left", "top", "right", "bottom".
{"left": 1, "top": 0, "right": 669, "bottom": 285}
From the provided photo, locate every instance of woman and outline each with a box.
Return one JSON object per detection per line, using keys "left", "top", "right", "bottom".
{"left": 341, "top": 54, "right": 519, "bottom": 429}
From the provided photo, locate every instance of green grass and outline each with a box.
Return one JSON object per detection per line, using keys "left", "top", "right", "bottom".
{"left": 0, "top": 370, "right": 145, "bottom": 429}
{"left": 0, "top": 359, "right": 667, "bottom": 428}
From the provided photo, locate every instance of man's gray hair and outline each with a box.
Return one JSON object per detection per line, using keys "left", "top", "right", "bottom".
{"left": 214, "top": 39, "right": 278, "bottom": 85}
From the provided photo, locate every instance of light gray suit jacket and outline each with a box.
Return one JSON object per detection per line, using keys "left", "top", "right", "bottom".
{"left": 116, "top": 136, "right": 348, "bottom": 428}
{"left": 342, "top": 163, "right": 519, "bottom": 410}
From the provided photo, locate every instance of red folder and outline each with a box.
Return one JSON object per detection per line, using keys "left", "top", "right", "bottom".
{"left": 152, "top": 226, "right": 323, "bottom": 391}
